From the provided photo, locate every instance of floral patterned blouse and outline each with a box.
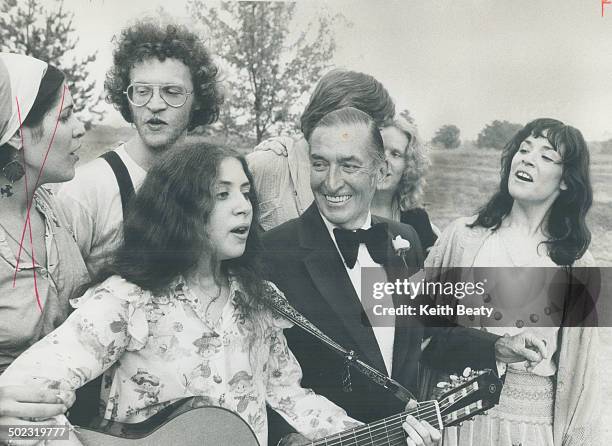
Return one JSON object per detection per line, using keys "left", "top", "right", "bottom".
{"left": 0, "top": 275, "right": 359, "bottom": 445}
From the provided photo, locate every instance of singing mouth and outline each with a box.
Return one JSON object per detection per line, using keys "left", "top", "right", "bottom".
{"left": 230, "top": 224, "right": 250, "bottom": 235}
{"left": 515, "top": 170, "right": 533, "bottom": 182}
{"left": 146, "top": 117, "right": 167, "bottom": 126}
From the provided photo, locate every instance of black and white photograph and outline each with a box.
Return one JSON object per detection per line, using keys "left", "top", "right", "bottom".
{"left": 0, "top": 0, "right": 610, "bottom": 445}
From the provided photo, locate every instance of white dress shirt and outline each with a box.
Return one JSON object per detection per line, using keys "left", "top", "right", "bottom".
{"left": 321, "top": 213, "right": 395, "bottom": 376}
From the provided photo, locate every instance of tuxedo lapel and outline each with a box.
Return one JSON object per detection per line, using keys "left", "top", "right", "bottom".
{"left": 373, "top": 216, "right": 423, "bottom": 380}
{"left": 373, "top": 215, "right": 418, "bottom": 272}
{"left": 299, "top": 205, "right": 387, "bottom": 373}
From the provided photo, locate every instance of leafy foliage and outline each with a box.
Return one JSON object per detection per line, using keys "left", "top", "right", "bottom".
{"left": 188, "top": 1, "right": 339, "bottom": 143}
{"left": 476, "top": 120, "right": 523, "bottom": 150}
{"left": 0, "top": 0, "right": 105, "bottom": 129}
{"left": 432, "top": 124, "right": 461, "bottom": 149}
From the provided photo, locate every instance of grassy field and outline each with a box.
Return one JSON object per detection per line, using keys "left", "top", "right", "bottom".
{"left": 78, "top": 126, "right": 611, "bottom": 440}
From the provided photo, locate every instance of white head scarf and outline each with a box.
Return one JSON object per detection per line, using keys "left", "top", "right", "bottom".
{"left": 0, "top": 52, "right": 48, "bottom": 147}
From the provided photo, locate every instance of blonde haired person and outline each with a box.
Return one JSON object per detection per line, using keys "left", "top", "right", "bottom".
{"left": 372, "top": 117, "right": 439, "bottom": 251}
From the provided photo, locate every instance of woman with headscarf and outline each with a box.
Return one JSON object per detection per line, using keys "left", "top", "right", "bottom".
{"left": 0, "top": 53, "right": 88, "bottom": 426}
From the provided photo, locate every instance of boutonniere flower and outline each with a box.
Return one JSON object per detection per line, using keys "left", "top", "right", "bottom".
{"left": 392, "top": 235, "right": 411, "bottom": 268}
{"left": 392, "top": 235, "right": 411, "bottom": 255}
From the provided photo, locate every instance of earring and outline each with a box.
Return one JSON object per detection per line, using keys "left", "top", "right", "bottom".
{"left": 2, "top": 159, "right": 26, "bottom": 183}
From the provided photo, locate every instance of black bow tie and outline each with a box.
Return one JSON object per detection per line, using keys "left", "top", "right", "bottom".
{"left": 333, "top": 223, "right": 388, "bottom": 268}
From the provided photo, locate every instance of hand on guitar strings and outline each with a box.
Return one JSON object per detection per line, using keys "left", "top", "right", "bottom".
{"left": 403, "top": 399, "right": 442, "bottom": 446}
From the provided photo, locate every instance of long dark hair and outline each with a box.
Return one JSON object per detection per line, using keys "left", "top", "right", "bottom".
{"left": 95, "top": 143, "right": 267, "bottom": 314}
{"left": 470, "top": 118, "right": 592, "bottom": 265}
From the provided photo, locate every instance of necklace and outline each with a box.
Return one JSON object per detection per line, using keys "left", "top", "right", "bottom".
{"left": 185, "top": 274, "right": 228, "bottom": 325}
{"left": 204, "top": 285, "right": 223, "bottom": 323}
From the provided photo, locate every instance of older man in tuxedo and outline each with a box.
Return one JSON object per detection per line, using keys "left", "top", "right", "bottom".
{"left": 261, "top": 107, "right": 498, "bottom": 446}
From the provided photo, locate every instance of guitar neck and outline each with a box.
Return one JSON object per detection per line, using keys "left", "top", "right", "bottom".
{"left": 310, "top": 401, "right": 441, "bottom": 446}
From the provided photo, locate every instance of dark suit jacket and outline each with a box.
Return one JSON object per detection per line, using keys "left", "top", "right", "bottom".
{"left": 401, "top": 207, "right": 437, "bottom": 252}
{"left": 260, "top": 204, "right": 498, "bottom": 443}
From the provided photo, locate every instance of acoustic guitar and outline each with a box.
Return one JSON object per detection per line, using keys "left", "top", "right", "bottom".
{"left": 76, "top": 369, "right": 502, "bottom": 446}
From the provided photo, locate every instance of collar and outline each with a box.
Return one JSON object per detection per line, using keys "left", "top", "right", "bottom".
{"left": 116, "top": 143, "right": 147, "bottom": 177}
{"left": 172, "top": 273, "right": 244, "bottom": 305}
{"left": 321, "top": 211, "right": 372, "bottom": 233}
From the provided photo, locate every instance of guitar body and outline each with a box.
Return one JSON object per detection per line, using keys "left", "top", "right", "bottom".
{"left": 76, "top": 400, "right": 259, "bottom": 446}
{"left": 74, "top": 370, "right": 501, "bottom": 446}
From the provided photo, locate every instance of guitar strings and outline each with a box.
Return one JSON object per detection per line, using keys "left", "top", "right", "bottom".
{"left": 312, "top": 402, "right": 440, "bottom": 446}
{"left": 312, "top": 418, "right": 439, "bottom": 446}
{"left": 311, "top": 405, "right": 439, "bottom": 445}
{"left": 313, "top": 415, "right": 437, "bottom": 446}
{"left": 312, "top": 412, "right": 437, "bottom": 446}
{"left": 310, "top": 386, "right": 482, "bottom": 446}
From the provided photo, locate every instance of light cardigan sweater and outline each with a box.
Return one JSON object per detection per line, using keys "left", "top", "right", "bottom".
{"left": 424, "top": 216, "right": 601, "bottom": 446}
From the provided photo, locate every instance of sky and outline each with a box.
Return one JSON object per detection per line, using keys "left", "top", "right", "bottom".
{"left": 55, "top": 0, "right": 612, "bottom": 141}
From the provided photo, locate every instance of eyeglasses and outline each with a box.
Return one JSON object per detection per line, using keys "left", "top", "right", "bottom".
{"left": 124, "top": 83, "right": 193, "bottom": 108}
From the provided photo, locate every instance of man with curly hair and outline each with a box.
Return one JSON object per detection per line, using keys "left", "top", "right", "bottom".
{"left": 57, "top": 20, "right": 222, "bottom": 277}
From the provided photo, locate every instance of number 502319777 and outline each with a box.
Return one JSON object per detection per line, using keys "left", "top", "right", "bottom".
{"left": 5, "top": 425, "right": 70, "bottom": 440}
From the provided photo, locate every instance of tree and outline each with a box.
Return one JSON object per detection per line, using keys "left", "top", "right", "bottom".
{"left": 0, "top": 0, "right": 105, "bottom": 129}
{"left": 432, "top": 124, "right": 461, "bottom": 149}
{"left": 476, "top": 120, "right": 523, "bottom": 150}
{"left": 188, "top": 1, "right": 340, "bottom": 143}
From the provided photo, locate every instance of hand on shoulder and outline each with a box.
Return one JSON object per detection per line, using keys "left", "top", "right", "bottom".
{"left": 253, "top": 136, "right": 295, "bottom": 156}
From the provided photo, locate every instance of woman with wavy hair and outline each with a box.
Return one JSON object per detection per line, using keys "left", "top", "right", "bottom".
{"left": 0, "top": 143, "right": 365, "bottom": 446}
{"left": 426, "top": 118, "right": 599, "bottom": 445}
{"left": 371, "top": 117, "right": 438, "bottom": 251}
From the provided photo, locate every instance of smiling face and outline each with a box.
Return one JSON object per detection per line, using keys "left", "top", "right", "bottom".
{"left": 379, "top": 125, "right": 408, "bottom": 192}
{"left": 205, "top": 157, "right": 253, "bottom": 261}
{"left": 22, "top": 85, "right": 85, "bottom": 184}
{"left": 129, "top": 58, "right": 194, "bottom": 152}
{"left": 508, "top": 133, "right": 566, "bottom": 208}
{"left": 309, "top": 123, "right": 384, "bottom": 229}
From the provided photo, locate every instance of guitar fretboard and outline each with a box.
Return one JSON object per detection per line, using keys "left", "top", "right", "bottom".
{"left": 310, "top": 401, "right": 440, "bottom": 446}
